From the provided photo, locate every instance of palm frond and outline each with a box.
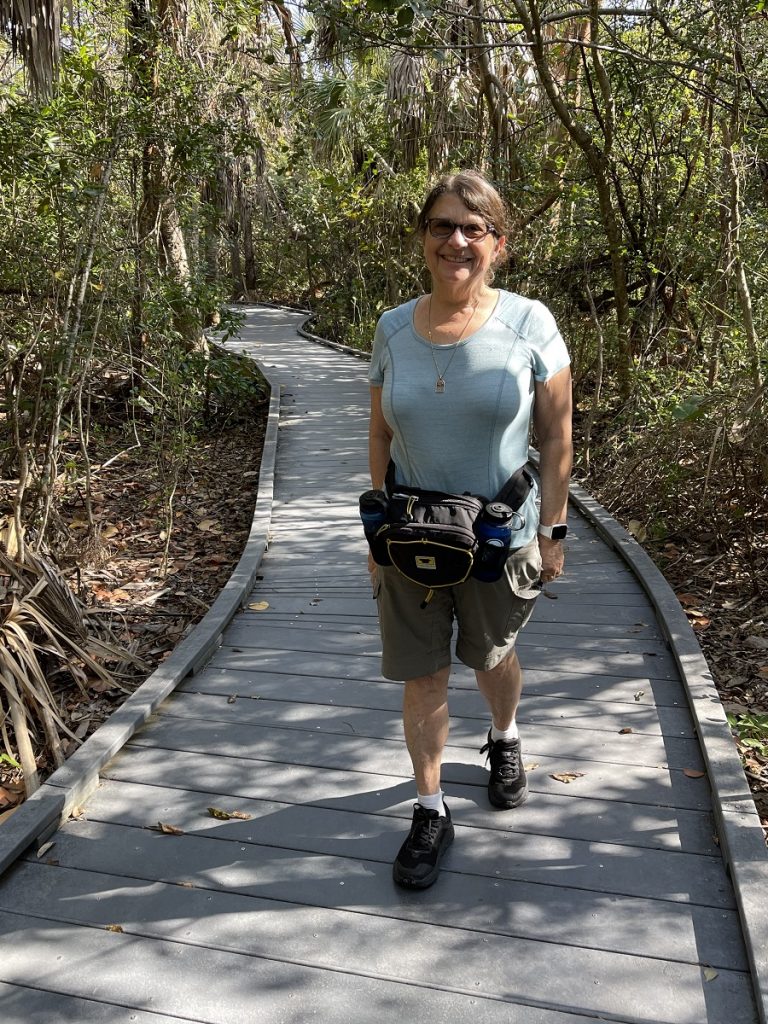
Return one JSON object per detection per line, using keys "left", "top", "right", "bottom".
{"left": 0, "top": 0, "right": 61, "bottom": 99}
{"left": 0, "top": 541, "right": 145, "bottom": 799}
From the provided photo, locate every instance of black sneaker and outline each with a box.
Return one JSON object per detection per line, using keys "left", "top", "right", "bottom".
{"left": 480, "top": 729, "right": 529, "bottom": 809}
{"left": 392, "top": 802, "right": 454, "bottom": 889}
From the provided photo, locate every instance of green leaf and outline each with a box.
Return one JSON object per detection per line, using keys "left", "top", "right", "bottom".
{"left": 671, "top": 395, "right": 707, "bottom": 422}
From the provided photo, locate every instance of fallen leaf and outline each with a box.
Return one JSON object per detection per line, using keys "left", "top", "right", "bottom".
{"left": 745, "top": 636, "right": 768, "bottom": 650}
{"left": 675, "top": 592, "right": 699, "bottom": 607}
{"left": 550, "top": 772, "right": 585, "bottom": 784}
{"left": 179, "top": 881, "right": 196, "bottom": 888}
{"left": 0, "top": 786, "right": 22, "bottom": 808}
{"left": 101, "top": 524, "right": 120, "bottom": 539}
{"left": 683, "top": 768, "right": 706, "bottom": 779}
{"left": 148, "top": 821, "right": 185, "bottom": 835}
{"left": 197, "top": 519, "right": 219, "bottom": 532}
{"left": 207, "top": 807, "right": 253, "bottom": 821}
{"left": 524, "top": 762, "right": 540, "bottom": 772}
{"left": 105, "top": 924, "right": 124, "bottom": 933}
{"left": 36, "top": 841, "right": 55, "bottom": 858}
{"left": 227, "top": 694, "right": 237, "bottom": 704}
{"left": 703, "top": 967, "right": 718, "bottom": 982}
{"left": 248, "top": 601, "right": 270, "bottom": 611}
{"left": 207, "top": 553, "right": 230, "bottom": 565}
{"left": 90, "top": 680, "right": 116, "bottom": 694}
{"left": 691, "top": 618, "right": 712, "bottom": 631}
{"left": 758, "top": 666, "right": 768, "bottom": 678}
{"left": 634, "top": 690, "right": 645, "bottom": 702}
{"left": 618, "top": 727, "right": 634, "bottom": 735}
{"left": 627, "top": 519, "right": 647, "bottom": 541}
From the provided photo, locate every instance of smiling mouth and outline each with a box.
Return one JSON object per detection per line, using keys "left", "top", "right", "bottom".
{"left": 441, "top": 254, "right": 473, "bottom": 264}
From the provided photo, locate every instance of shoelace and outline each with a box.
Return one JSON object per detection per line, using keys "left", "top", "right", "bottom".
{"left": 480, "top": 737, "right": 521, "bottom": 781}
{"left": 409, "top": 809, "right": 443, "bottom": 852}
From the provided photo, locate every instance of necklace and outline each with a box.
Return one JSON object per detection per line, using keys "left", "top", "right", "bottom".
{"left": 427, "top": 295, "right": 479, "bottom": 394}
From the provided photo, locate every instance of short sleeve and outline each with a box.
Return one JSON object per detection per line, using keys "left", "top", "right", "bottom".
{"left": 368, "top": 316, "right": 388, "bottom": 386}
{"left": 525, "top": 301, "right": 571, "bottom": 382}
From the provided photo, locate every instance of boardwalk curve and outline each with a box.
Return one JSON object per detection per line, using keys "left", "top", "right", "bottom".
{"left": 0, "top": 305, "right": 765, "bottom": 1024}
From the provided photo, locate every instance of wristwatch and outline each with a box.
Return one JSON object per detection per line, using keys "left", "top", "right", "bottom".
{"left": 538, "top": 523, "right": 568, "bottom": 540}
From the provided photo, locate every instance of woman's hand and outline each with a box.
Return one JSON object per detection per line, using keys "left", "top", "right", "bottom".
{"left": 539, "top": 535, "right": 564, "bottom": 584}
{"left": 368, "top": 551, "right": 378, "bottom": 594}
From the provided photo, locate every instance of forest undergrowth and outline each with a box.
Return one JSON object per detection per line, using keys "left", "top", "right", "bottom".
{"left": 0, "top": 354, "right": 268, "bottom": 821}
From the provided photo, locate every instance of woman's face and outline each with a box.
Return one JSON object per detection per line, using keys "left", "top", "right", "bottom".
{"left": 422, "top": 192, "right": 506, "bottom": 298}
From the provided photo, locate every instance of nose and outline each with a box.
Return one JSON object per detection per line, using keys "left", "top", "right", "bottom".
{"left": 447, "top": 225, "right": 468, "bottom": 245}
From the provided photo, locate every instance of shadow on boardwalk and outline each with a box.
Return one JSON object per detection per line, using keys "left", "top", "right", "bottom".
{"left": 0, "top": 306, "right": 761, "bottom": 1024}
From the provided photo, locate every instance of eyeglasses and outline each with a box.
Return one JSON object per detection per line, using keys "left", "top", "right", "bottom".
{"left": 425, "top": 218, "right": 497, "bottom": 241}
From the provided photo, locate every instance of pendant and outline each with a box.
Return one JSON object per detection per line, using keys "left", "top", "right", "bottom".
{"left": 435, "top": 377, "right": 445, "bottom": 394}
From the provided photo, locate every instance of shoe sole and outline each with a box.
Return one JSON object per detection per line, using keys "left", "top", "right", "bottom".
{"left": 488, "top": 781, "right": 529, "bottom": 810}
{"left": 392, "top": 826, "right": 455, "bottom": 889}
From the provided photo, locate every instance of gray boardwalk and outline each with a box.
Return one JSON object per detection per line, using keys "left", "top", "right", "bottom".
{"left": 0, "top": 308, "right": 759, "bottom": 1023}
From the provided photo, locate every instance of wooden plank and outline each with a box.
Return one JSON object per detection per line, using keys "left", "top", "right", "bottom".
{"left": 211, "top": 643, "right": 683, "bottom": 681}
{"left": 184, "top": 665, "right": 688, "bottom": 709}
{"left": 243, "top": 598, "right": 663, "bottom": 630}
{"left": 1, "top": 857, "right": 748, "bottom": 978}
{"left": 14, "top": 806, "right": 735, "bottom": 913}
{"left": 129, "top": 716, "right": 709, "bottom": 803}
{"left": 226, "top": 620, "right": 671, "bottom": 657}
{"left": 88, "top": 767, "right": 719, "bottom": 858}
{"left": 0, "top": 982, "right": 186, "bottom": 1024}
{"left": 0, "top": 860, "right": 753, "bottom": 1024}
{"left": 0, "top": 908, "right": 637, "bottom": 1024}
{"left": 245, "top": 613, "right": 667, "bottom": 644}
{"left": 160, "top": 687, "right": 697, "bottom": 740}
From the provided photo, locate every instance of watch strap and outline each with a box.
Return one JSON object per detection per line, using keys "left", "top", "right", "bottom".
{"left": 538, "top": 523, "right": 568, "bottom": 540}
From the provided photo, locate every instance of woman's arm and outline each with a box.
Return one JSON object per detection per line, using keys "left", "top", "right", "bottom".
{"left": 533, "top": 365, "right": 573, "bottom": 581}
{"left": 369, "top": 386, "right": 393, "bottom": 490}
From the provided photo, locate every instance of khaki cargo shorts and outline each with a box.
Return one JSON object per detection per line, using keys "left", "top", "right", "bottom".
{"left": 374, "top": 538, "right": 542, "bottom": 681}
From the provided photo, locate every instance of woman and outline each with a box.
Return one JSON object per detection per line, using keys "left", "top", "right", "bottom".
{"left": 368, "top": 170, "right": 572, "bottom": 889}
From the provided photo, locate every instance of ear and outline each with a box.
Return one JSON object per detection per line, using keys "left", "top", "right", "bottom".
{"left": 493, "top": 234, "right": 507, "bottom": 263}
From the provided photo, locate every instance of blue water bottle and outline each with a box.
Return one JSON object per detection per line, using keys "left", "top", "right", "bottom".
{"left": 359, "top": 489, "right": 390, "bottom": 565}
{"left": 359, "top": 489, "right": 388, "bottom": 535}
{"left": 473, "top": 501, "right": 514, "bottom": 582}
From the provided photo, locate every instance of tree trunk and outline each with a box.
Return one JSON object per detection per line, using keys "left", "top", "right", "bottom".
{"left": 510, "top": 0, "right": 632, "bottom": 398}
{"left": 722, "top": 120, "right": 762, "bottom": 392}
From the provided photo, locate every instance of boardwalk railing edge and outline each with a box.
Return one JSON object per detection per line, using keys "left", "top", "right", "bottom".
{"left": 0, "top": 343, "right": 283, "bottom": 879}
{"left": 296, "top": 305, "right": 767, "bottom": 1022}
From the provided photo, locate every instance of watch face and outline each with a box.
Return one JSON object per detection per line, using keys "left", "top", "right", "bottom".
{"left": 551, "top": 524, "right": 568, "bottom": 540}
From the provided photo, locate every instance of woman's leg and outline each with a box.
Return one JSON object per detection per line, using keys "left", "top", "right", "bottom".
{"left": 402, "top": 664, "right": 451, "bottom": 795}
{"left": 474, "top": 649, "right": 522, "bottom": 728}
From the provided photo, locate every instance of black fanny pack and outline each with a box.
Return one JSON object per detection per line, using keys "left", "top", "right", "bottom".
{"left": 361, "top": 463, "right": 534, "bottom": 604}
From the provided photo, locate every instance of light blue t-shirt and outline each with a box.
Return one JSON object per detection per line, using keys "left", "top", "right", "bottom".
{"left": 369, "top": 290, "right": 570, "bottom": 547}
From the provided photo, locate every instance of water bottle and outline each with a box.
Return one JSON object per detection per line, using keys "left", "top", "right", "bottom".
{"left": 473, "top": 501, "right": 514, "bottom": 582}
{"left": 359, "top": 490, "right": 388, "bottom": 536}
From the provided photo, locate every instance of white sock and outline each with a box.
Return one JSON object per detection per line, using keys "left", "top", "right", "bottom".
{"left": 491, "top": 720, "right": 519, "bottom": 742}
{"left": 417, "top": 790, "right": 446, "bottom": 816}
